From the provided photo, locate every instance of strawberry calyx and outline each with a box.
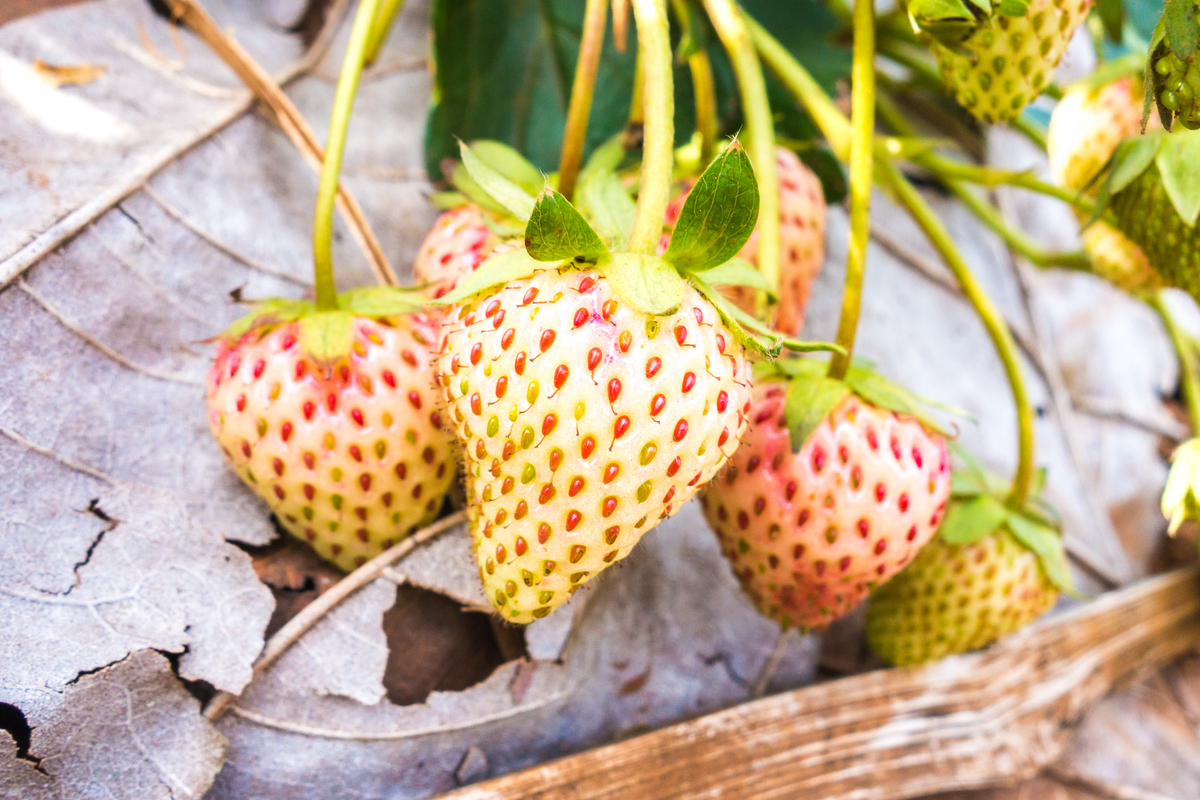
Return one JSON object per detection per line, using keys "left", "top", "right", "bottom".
{"left": 1095, "top": 127, "right": 1200, "bottom": 224}
{"left": 941, "top": 443, "right": 1077, "bottom": 595}
{"left": 756, "top": 356, "right": 954, "bottom": 453}
{"left": 435, "top": 139, "right": 842, "bottom": 359}
{"left": 216, "top": 285, "right": 429, "bottom": 366}
{"left": 904, "top": 0, "right": 995, "bottom": 48}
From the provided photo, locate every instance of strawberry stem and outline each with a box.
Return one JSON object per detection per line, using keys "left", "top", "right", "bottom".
{"left": 883, "top": 160, "right": 1036, "bottom": 510}
{"left": 1152, "top": 291, "right": 1200, "bottom": 436}
{"left": 670, "top": 0, "right": 717, "bottom": 165}
{"left": 826, "top": 0, "right": 875, "bottom": 381}
{"left": 363, "top": 0, "right": 406, "bottom": 67}
{"left": 312, "top": 0, "right": 383, "bottom": 311}
{"left": 627, "top": 0, "right": 675, "bottom": 255}
{"left": 558, "top": 0, "right": 610, "bottom": 202}
{"left": 749, "top": 11, "right": 1037, "bottom": 508}
{"left": 702, "top": 0, "right": 781, "bottom": 296}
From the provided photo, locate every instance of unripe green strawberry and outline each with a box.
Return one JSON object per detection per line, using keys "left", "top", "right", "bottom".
{"left": 437, "top": 268, "right": 753, "bottom": 623}
{"left": 1080, "top": 221, "right": 1162, "bottom": 292}
{"left": 934, "top": 0, "right": 1092, "bottom": 123}
{"left": 700, "top": 382, "right": 951, "bottom": 630}
{"left": 208, "top": 314, "right": 454, "bottom": 572}
{"left": 663, "top": 147, "right": 827, "bottom": 335}
{"left": 1110, "top": 162, "right": 1200, "bottom": 301}
{"left": 1153, "top": 49, "right": 1200, "bottom": 130}
{"left": 413, "top": 205, "right": 501, "bottom": 299}
{"left": 865, "top": 528, "right": 1058, "bottom": 665}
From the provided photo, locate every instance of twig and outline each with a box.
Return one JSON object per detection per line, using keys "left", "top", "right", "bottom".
{"left": 0, "top": 425, "right": 118, "bottom": 485}
{"left": 1073, "top": 396, "right": 1189, "bottom": 443}
{"left": 161, "top": 0, "right": 399, "bottom": 287}
{"left": 203, "top": 510, "right": 467, "bottom": 721}
{"left": 751, "top": 628, "right": 792, "bottom": 698}
{"left": 1045, "top": 766, "right": 1180, "bottom": 800}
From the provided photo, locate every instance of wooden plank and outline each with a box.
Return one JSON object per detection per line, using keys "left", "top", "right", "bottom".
{"left": 441, "top": 567, "right": 1200, "bottom": 800}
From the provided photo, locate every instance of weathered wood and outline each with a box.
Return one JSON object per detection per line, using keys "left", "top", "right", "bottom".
{"left": 442, "top": 567, "right": 1200, "bottom": 800}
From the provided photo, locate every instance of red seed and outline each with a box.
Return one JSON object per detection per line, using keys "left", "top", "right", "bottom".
{"left": 273, "top": 458, "right": 284, "bottom": 476}
{"left": 618, "top": 331, "right": 631, "bottom": 352}
{"left": 522, "top": 287, "right": 539, "bottom": 305}
{"left": 282, "top": 335, "right": 296, "bottom": 350}
{"left": 515, "top": 537, "right": 528, "bottom": 556}
{"left": 753, "top": 497, "right": 765, "bottom": 515}
{"left": 874, "top": 539, "right": 888, "bottom": 554}
{"left": 646, "top": 357, "right": 662, "bottom": 378}
{"left": 716, "top": 334, "right": 726, "bottom": 353}
{"left": 650, "top": 394, "right": 666, "bottom": 416}
{"left": 538, "top": 523, "right": 552, "bottom": 543}
{"left": 543, "top": 414, "right": 558, "bottom": 435}
{"left": 360, "top": 474, "right": 372, "bottom": 491}
{"left": 382, "top": 370, "right": 397, "bottom": 388}
{"left": 912, "top": 448, "right": 923, "bottom": 468}
{"left": 875, "top": 483, "right": 886, "bottom": 502}
{"left": 304, "top": 452, "right": 316, "bottom": 469}
{"left": 395, "top": 463, "right": 407, "bottom": 480}
{"left": 666, "top": 457, "right": 681, "bottom": 476}
{"left": 430, "top": 412, "right": 442, "bottom": 428}
{"left": 573, "top": 309, "right": 589, "bottom": 328}
{"left": 496, "top": 544, "right": 507, "bottom": 563}
{"left": 681, "top": 372, "right": 696, "bottom": 393}
{"left": 492, "top": 309, "right": 505, "bottom": 329}
{"left": 737, "top": 511, "right": 749, "bottom": 529}
{"left": 811, "top": 448, "right": 825, "bottom": 473}
{"left": 891, "top": 438, "right": 902, "bottom": 460}
{"left": 495, "top": 377, "right": 507, "bottom": 399}
{"left": 602, "top": 497, "right": 617, "bottom": 517}
{"left": 274, "top": 485, "right": 285, "bottom": 500}
{"left": 858, "top": 519, "right": 870, "bottom": 538}
{"left": 608, "top": 378, "right": 622, "bottom": 404}
{"left": 798, "top": 509, "right": 810, "bottom": 525}
{"left": 423, "top": 446, "right": 435, "bottom": 464}
{"left": 236, "top": 394, "right": 246, "bottom": 412}
{"left": 304, "top": 484, "right": 315, "bottom": 500}
{"left": 470, "top": 343, "right": 483, "bottom": 365}
{"left": 327, "top": 393, "right": 338, "bottom": 413}
{"left": 569, "top": 476, "right": 585, "bottom": 496}
{"left": 539, "top": 484, "right": 556, "bottom": 504}
{"left": 350, "top": 445, "right": 362, "bottom": 462}
{"left": 514, "top": 352, "right": 527, "bottom": 375}
{"left": 673, "top": 419, "right": 688, "bottom": 441}
{"left": 747, "top": 456, "right": 761, "bottom": 473}
{"left": 540, "top": 330, "right": 556, "bottom": 352}
{"left": 281, "top": 422, "right": 293, "bottom": 442}
{"left": 717, "top": 391, "right": 728, "bottom": 413}
{"left": 470, "top": 393, "right": 482, "bottom": 415}
{"left": 785, "top": 482, "right": 797, "bottom": 501}
{"left": 253, "top": 360, "right": 265, "bottom": 378}
{"left": 588, "top": 348, "right": 602, "bottom": 371}
{"left": 601, "top": 300, "right": 617, "bottom": 319}
{"left": 614, "top": 416, "right": 630, "bottom": 439}
{"left": 351, "top": 409, "right": 365, "bottom": 426}
{"left": 675, "top": 326, "right": 688, "bottom": 345}
{"left": 554, "top": 365, "right": 569, "bottom": 389}
{"left": 294, "top": 361, "right": 305, "bottom": 380}
{"left": 579, "top": 276, "right": 595, "bottom": 292}
{"left": 501, "top": 328, "right": 515, "bottom": 350}
{"left": 581, "top": 436, "right": 596, "bottom": 458}
{"left": 899, "top": 494, "right": 909, "bottom": 512}
{"left": 906, "top": 525, "right": 918, "bottom": 541}
{"left": 241, "top": 441, "right": 251, "bottom": 458}
{"left": 566, "top": 511, "right": 582, "bottom": 532}
{"left": 401, "top": 350, "right": 417, "bottom": 367}
{"left": 717, "top": 428, "right": 729, "bottom": 447}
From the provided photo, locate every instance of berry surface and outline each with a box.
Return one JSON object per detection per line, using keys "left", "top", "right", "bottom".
{"left": 413, "top": 205, "right": 501, "bottom": 299}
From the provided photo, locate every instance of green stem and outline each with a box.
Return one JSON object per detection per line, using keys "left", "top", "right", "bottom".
{"left": 313, "top": 0, "right": 383, "bottom": 311}
{"left": 627, "top": 0, "right": 675, "bottom": 255}
{"left": 703, "top": 0, "right": 780, "bottom": 294}
{"left": 913, "top": 151, "right": 1098, "bottom": 217}
{"left": 669, "top": 0, "right": 718, "bottom": 165}
{"left": 1153, "top": 291, "right": 1200, "bottom": 436}
{"left": 883, "top": 160, "right": 1036, "bottom": 508}
{"left": 363, "top": 0, "right": 406, "bottom": 66}
{"left": 558, "top": 0, "right": 609, "bottom": 201}
{"left": 827, "top": 0, "right": 875, "bottom": 380}
{"left": 948, "top": 184, "right": 1092, "bottom": 270}
{"left": 1010, "top": 114, "right": 1048, "bottom": 151}
{"left": 746, "top": 15, "right": 852, "bottom": 156}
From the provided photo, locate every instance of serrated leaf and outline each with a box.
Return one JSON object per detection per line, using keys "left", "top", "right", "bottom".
{"left": 459, "top": 140, "right": 537, "bottom": 221}
{"left": 436, "top": 247, "right": 543, "bottom": 305}
{"left": 664, "top": 144, "right": 761, "bottom": 273}
{"left": 220, "top": 298, "right": 313, "bottom": 341}
{"left": 1155, "top": 129, "right": 1200, "bottom": 225}
{"left": 702, "top": 256, "right": 776, "bottom": 298}
{"left": 939, "top": 495, "right": 1008, "bottom": 544}
{"left": 575, "top": 169, "right": 637, "bottom": 248}
{"left": 783, "top": 373, "right": 851, "bottom": 450}
{"left": 1004, "top": 512, "right": 1077, "bottom": 595}
{"left": 337, "top": 286, "right": 426, "bottom": 317}
{"left": 605, "top": 253, "right": 687, "bottom": 315}
{"left": 525, "top": 189, "right": 609, "bottom": 262}
{"left": 1164, "top": 0, "right": 1197, "bottom": 60}
{"left": 299, "top": 311, "right": 356, "bottom": 364}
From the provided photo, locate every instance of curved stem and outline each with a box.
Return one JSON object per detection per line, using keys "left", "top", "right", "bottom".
{"left": 913, "top": 151, "right": 1098, "bottom": 217}
{"left": 883, "top": 161, "right": 1036, "bottom": 509}
{"left": 1153, "top": 291, "right": 1200, "bottom": 436}
{"left": 1010, "top": 114, "right": 1048, "bottom": 151}
{"left": 948, "top": 184, "right": 1091, "bottom": 270}
{"left": 827, "top": 0, "right": 875, "bottom": 380}
{"left": 363, "top": 0, "right": 406, "bottom": 66}
{"left": 313, "top": 0, "right": 383, "bottom": 310}
{"left": 627, "top": 0, "right": 675, "bottom": 255}
{"left": 670, "top": 0, "right": 718, "bottom": 165}
{"left": 558, "top": 0, "right": 609, "bottom": 202}
{"left": 703, "top": 0, "right": 781, "bottom": 293}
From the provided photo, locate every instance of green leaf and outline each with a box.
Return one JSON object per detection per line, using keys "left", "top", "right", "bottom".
{"left": 298, "top": 311, "right": 356, "bottom": 364}
{"left": 605, "top": 253, "right": 687, "bottom": 315}
{"left": 997, "top": 0, "right": 1028, "bottom": 16}
{"left": 783, "top": 372, "right": 851, "bottom": 450}
{"left": 702, "top": 257, "right": 776, "bottom": 298}
{"left": 436, "top": 247, "right": 543, "bottom": 305}
{"left": 219, "top": 298, "right": 313, "bottom": 341}
{"left": 939, "top": 495, "right": 1008, "bottom": 545}
{"left": 459, "top": 140, "right": 537, "bottom": 221}
{"left": 906, "top": 0, "right": 983, "bottom": 45}
{"left": 1004, "top": 512, "right": 1077, "bottom": 595}
{"left": 575, "top": 169, "right": 637, "bottom": 249}
{"left": 1095, "top": 0, "right": 1123, "bottom": 42}
{"left": 1155, "top": 129, "right": 1200, "bottom": 225}
{"left": 950, "top": 470, "right": 987, "bottom": 498}
{"left": 663, "top": 144, "right": 761, "bottom": 273}
{"left": 688, "top": 276, "right": 783, "bottom": 358}
{"left": 524, "top": 189, "right": 609, "bottom": 262}
{"left": 1093, "top": 134, "right": 1162, "bottom": 222}
{"left": 469, "top": 140, "right": 544, "bottom": 191}
{"left": 1164, "top": 0, "right": 1197, "bottom": 61}
{"left": 337, "top": 286, "right": 426, "bottom": 317}
{"left": 844, "top": 367, "right": 951, "bottom": 436}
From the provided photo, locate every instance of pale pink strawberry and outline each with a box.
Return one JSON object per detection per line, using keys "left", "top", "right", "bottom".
{"left": 413, "top": 205, "right": 500, "bottom": 299}
{"left": 436, "top": 268, "right": 753, "bottom": 622}
{"left": 207, "top": 316, "right": 454, "bottom": 572}
{"left": 662, "top": 147, "right": 827, "bottom": 335}
{"left": 1048, "top": 78, "right": 1148, "bottom": 192}
{"left": 700, "top": 383, "right": 951, "bottom": 629}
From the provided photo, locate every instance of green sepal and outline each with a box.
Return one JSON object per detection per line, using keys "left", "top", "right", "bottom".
{"left": 218, "top": 298, "right": 313, "bottom": 342}
{"left": 1155, "top": 129, "right": 1200, "bottom": 225}
{"left": 606, "top": 253, "right": 686, "bottom": 315}
{"left": 906, "top": 0, "right": 986, "bottom": 45}
{"left": 435, "top": 247, "right": 544, "bottom": 305}
{"left": 701, "top": 257, "right": 776, "bottom": 300}
{"left": 688, "top": 276, "right": 784, "bottom": 358}
{"left": 576, "top": 170, "right": 636, "bottom": 249}
{"left": 1091, "top": 134, "right": 1163, "bottom": 223}
{"left": 948, "top": 442, "right": 1008, "bottom": 498}
{"left": 1095, "top": 0, "right": 1123, "bottom": 42}
{"left": 997, "top": 0, "right": 1027, "bottom": 16}
{"left": 430, "top": 190, "right": 470, "bottom": 210}
{"left": 783, "top": 362, "right": 852, "bottom": 451}
{"left": 458, "top": 140, "right": 538, "bottom": 221}
{"left": 525, "top": 189, "right": 610, "bottom": 262}
{"left": 1163, "top": 0, "right": 1197, "bottom": 62}
{"left": 1004, "top": 511, "right": 1077, "bottom": 595}
{"left": 939, "top": 494, "right": 1009, "bottom": 545}
{"left": 468, "top": 140, "right": 544, "bottom": 191}
{"left": 337, "top": 286, "right": 427, "bottom": 317}
{"left": 298, "top": 311, "right": 356, "bottom": 366}
{"left": 663, "top": 143, "right": 761, "bottom": 273}
{"left": 844, "top": 367, "right": 953, "bottom": 437}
